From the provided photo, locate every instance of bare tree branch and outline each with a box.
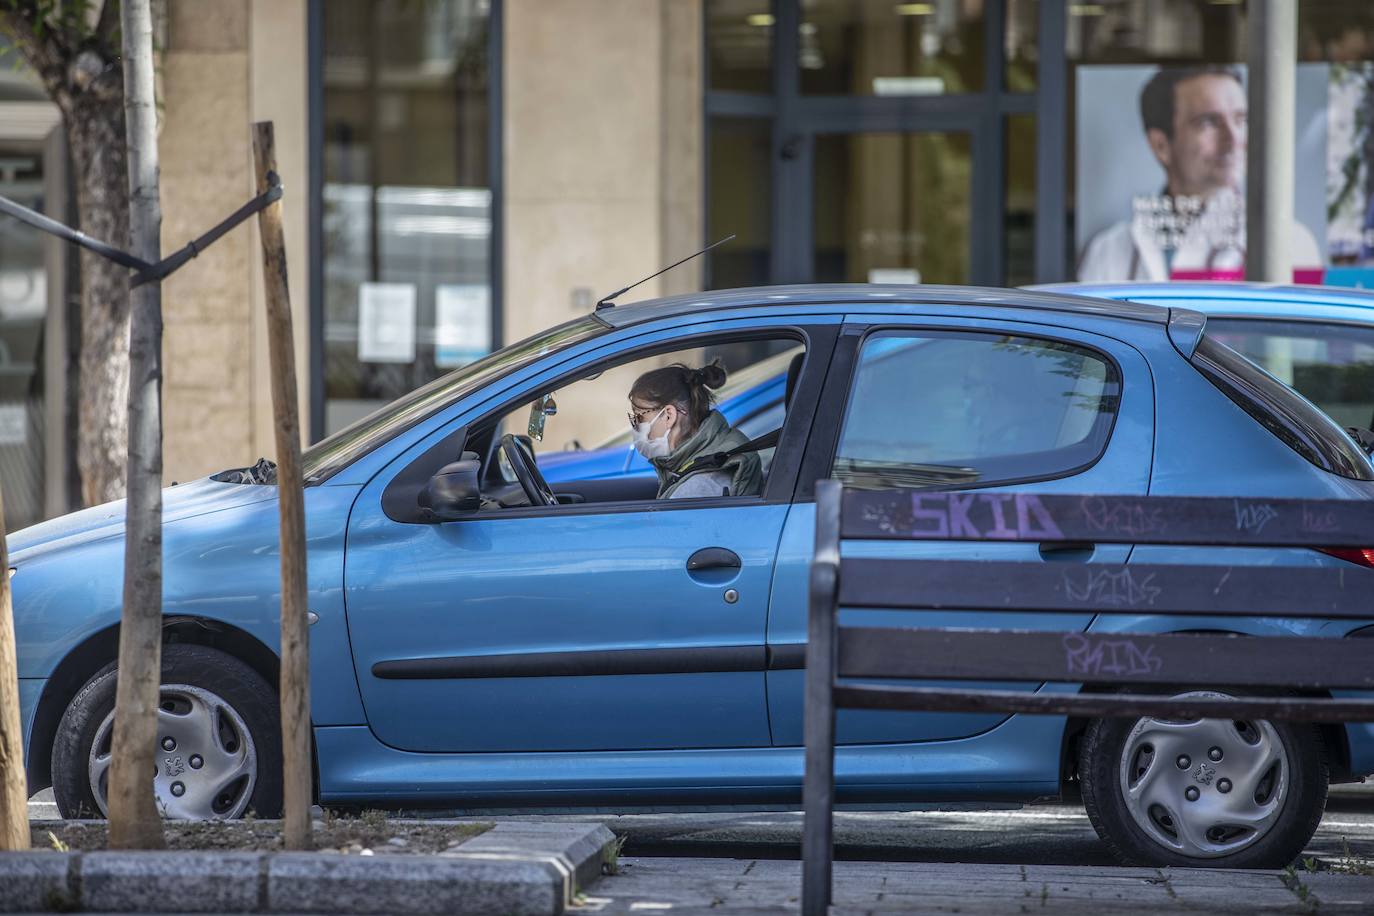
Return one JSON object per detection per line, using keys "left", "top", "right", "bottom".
{"left": 93, "top": 0, "right": 119, "bottom": 52}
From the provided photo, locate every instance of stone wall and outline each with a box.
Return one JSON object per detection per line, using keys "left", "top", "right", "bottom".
{"left": 160, "top": 0, "right": 309, "bottom": 484}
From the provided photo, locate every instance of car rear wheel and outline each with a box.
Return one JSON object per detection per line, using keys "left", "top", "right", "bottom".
{"left": 51, "top": 644, "right": 282, "bottom": 820}
{"left": 1079, "top": 690, "right": 1327, "bottom": 868}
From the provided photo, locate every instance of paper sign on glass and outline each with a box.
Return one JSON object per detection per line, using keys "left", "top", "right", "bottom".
{"left": 435, "top": 284, "right": 491, "bottom": 368}
{"left": 358, "top": 282, "right": 417, "bottom": 363}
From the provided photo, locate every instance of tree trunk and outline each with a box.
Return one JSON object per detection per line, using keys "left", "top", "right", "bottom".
{"left": 67, "top": 100, "right": 132, "bottom": 508}
{"left": 105, "top": 0, "right": 165, "bottom": 851}
{"left": 0, "top": 7, "right": 132, "bottom": 509}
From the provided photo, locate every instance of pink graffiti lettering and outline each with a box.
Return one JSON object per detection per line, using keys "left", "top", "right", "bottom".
{"left": 901, "top": 493, "right": 1065, "bottom": 540}
{"left": 1062, "top": 634, "right": 1163, "bottom": 677}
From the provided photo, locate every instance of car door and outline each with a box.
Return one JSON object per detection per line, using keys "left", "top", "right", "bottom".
{"left": 342, "top": 319, "right": 837, "bottom": 753}
{"left": 767, "top": 316, "right": 1155, "bottom": 745}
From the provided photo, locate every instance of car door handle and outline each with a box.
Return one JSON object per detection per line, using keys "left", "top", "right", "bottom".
{"left": 1038, "top": 541, "right": 1095, "bottom": 561}
{"left": 687, "top": 547, "right": 742, "bottom": 571}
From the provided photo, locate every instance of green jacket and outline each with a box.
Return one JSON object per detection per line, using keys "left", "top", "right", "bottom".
{"left": 650, "top": 410, "right": 764, "bottom": 499}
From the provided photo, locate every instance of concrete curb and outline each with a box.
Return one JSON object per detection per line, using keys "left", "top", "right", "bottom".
{"left": 0, "top": 821, "right": 616, "bottom": 915}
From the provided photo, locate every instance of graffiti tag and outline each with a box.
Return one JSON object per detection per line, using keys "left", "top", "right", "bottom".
{"left": 1080, "top": 497, "right": 1167, "bottom": 537}
{"left": 1062, "top": 633, "right": 1163, "bottom": 677}
{"left": 1063, "top": 568, "right": 1161, "bottom": 608}
{"left": 1234, "top": 500, "right": 1280, "bottom": 535}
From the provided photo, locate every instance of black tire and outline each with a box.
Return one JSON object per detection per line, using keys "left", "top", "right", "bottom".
{"left": 1079, "top": 703, "right": 1327, "bottom": 869}
{"left": 51, "top": 644, "right": 283, "bottom": 820}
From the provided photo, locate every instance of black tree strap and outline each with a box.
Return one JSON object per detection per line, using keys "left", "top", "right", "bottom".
{"left": 0, "top": 193, "right": 150, "bottom": 272}
{"left": 0, "top": 170, "right": 283, "bottom": 288}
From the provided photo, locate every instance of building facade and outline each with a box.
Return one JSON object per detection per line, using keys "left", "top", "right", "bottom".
{"left": 0, "top": 0, "right": 1371, "bottom": 525}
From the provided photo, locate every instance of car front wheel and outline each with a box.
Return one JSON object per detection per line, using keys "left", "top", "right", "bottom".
{"left": 51, "top": 644, "right": 282, "bottom": 820}
{"left": 1079, "top": 690, "right": 1327, "bottom": 868}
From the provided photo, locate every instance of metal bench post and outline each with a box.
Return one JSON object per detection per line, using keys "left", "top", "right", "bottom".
{"left": 802, "top": 479, "right": 842, "bottom": 916}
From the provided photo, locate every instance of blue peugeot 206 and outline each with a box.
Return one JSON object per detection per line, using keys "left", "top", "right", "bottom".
{"left": 13, "top": 284, "right": 1374, "bottom": 869}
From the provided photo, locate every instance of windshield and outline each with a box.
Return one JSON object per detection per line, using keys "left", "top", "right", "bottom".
{"left": 303, "top": 316, "right": 604, "bottom": 482}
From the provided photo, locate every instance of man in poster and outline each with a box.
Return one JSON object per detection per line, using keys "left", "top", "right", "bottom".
{"left": 1077, "top": 66, "right": 1321, "bottom": 281}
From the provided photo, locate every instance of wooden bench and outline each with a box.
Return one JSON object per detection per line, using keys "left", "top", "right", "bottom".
{"left": 801, "top": 479, "right": 1374, "bottom": 915}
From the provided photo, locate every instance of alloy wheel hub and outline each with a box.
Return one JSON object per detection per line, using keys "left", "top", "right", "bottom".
{"left": 1119, "top": 691, "right": 1288, "bottom": 858}
{"left": 88, "top": 683, "right": 257, "bottom": 819}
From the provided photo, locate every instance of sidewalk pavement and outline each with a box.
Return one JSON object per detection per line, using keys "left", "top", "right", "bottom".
{"left": 578, "top": 857, "right": 1374, "bottom": 914}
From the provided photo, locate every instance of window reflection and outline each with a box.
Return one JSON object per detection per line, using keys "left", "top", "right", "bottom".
{"left": 813, "top": 132, "right": 972, "bottom": 285}
{"left": 1005, "top": 114, "right": 1037, "bottom": 287}
{"left": 708, "top": 0, "right": 774, "bottom": 93}
{"left": 1066, "top": 0, "right": 1246, "bottom": 64}
{"left": 0, "top": 150, "right": 46, "bottom": 530}
{"left": 801, "top": 0, "right": 985, "bottom": 96}
{"left": 708, "top": 119, "right": 772, "bottom": 289}
{"left": 1006, "top": 0, "right": 1038, "bottom": 91}
{"left": 322, "top": 0, "right": 492, "bottom": 436}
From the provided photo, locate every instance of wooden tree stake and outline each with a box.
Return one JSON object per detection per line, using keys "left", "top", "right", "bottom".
{"left": 0, "top": 487, "right": 28, "bottom": 851}
{"left": 252, "top": 121, "right": 311, "bottom": 850}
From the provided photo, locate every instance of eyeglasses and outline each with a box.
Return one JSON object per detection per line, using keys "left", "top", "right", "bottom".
{"left": 627, "top": 404, "right": 660, "bottom": 427}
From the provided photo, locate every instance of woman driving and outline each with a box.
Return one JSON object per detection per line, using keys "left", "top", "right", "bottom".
{"left": 628, "top": 361, "right": 764, "bottom": 499}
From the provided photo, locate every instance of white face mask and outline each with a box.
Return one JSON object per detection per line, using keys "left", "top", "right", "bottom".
{"left": 632, "top": 407, "right": 671, "bottom": 460}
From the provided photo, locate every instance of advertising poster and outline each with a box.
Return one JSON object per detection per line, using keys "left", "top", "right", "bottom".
{"left": 1327, "top": 62, "right": 1374, "bottom": 287}
{"left": 1073, "top": 62, "right": 1372, "bottom": 285}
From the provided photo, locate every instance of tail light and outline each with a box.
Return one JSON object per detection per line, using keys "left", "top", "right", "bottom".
{"left": 1317, "top": 547, "right": 1374, "bottom": 569}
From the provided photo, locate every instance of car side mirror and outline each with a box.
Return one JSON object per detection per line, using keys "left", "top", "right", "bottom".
{"left": 419, "top": 458, "right": 482, "bottom": 521}
{"left": 1348, "top": 427, "right": 1374, "bottom": 457}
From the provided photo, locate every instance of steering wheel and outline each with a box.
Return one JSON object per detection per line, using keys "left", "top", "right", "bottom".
{"left": 500, "top": 433, "right": 558, "bottom": 508}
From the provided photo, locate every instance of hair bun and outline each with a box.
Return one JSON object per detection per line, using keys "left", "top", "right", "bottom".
{"left": 693, "top": 360, "right": 727, "bottom": 390}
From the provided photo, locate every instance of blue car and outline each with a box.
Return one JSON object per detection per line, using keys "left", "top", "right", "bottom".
{"left": 1035, "top": 282, "right": 1374, "bottom": 434}
{"left": 13, "top": 284, "right": 1374, "bottom": 869}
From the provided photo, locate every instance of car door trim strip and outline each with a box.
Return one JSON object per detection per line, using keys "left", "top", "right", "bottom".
{"left": 371, "top": 645, "right": 766, "bottom": 679}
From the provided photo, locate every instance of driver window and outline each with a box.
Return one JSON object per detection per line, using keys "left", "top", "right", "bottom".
{"left": 476, "top": 337, "right": 804, "bottom": 509}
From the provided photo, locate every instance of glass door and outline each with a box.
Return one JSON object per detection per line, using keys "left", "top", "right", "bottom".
{"left": 0, "top": 148, "right": 46, "bottom": 530}
{"left": 812, "top": 130, "right": 973, "bottom": 285}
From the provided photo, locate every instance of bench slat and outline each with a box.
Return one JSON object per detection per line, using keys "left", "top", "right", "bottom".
{"left": 841, "top": 490, "right": 1374, "bottom": 548}
{"left": 837, "top": 626, "right": 1374, "bottom": 689}
{"left": 839, "top": 559, "right": 1374, "bottom": 619}
{"left": 833, "top": 684, "right": 1374, "bottom": 723}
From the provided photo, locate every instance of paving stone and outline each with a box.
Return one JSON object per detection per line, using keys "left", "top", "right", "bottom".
{"left": 267, "top": 851, "right": 562, "bottom": 916}
{"left": 458, "top": 820, "right": 616, "bottom": 896}
{"left": 80, "top": 851, "right": 263, "bottom": 913}
{"left": 0, "top": 852, "right": 73, "bottom": 913}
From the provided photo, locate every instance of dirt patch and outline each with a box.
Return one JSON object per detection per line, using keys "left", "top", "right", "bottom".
{"left": 34, "top": 812, "right": 491, "bottom": 856}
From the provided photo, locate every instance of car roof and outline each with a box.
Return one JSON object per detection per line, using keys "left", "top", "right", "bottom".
{"left": 596, "top": 283, "right": 1170, "bottom": 328}
{"left": 1031, "top": 281, "right": 1374, "bottom": 323}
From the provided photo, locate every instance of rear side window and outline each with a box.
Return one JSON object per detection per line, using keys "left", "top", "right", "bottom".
{"left": 1204, "top": 317, "right": 1374, "bottom": 431}
{"left": 1191, "top": 334, "right": 1374, "bottom": 481}
{"left": 831, "top": 331, "right": 1120, "bottom": 489}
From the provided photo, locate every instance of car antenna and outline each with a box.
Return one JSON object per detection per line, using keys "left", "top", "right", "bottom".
{"left": 596, "top": 234, "right": 735, "bottom": 310}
